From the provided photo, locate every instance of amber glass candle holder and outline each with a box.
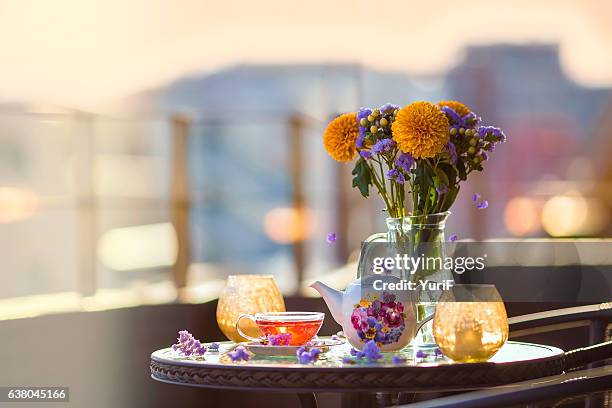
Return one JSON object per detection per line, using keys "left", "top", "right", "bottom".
{"left": 216, "top": 275, "right": 286, "bottom": 342}
{"left": 433, "top": 284, "right": 508, "bottom": 363}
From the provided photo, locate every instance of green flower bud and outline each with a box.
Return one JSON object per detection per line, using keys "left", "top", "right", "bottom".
{"left": 367, "top": 115, "right": 375, "bottom": 122}
{"left": 449, "top": 128, "right": 457, "bottom": 136}
{"left": 370, "top": 125, "right": 378, "bottom": 134}
{"left": 473, "top": 157, "right": 482, "bottom": 164}
{"left": 459, "top": 127, "right": 465, "bottom": 135}
{"left": 467, "top": 146, "right": 476, "bottom": 155}
{"left": 469, "top": 138, "right": 478, "bottom": 146}
{"left": 379, "top": 117, "right": 388, "bottom": 127}
{"left": 372, "top": 109, "right": 380, "bottom": 117}
{"left": 360, "top": 118, "right": 369, "bottom": 127}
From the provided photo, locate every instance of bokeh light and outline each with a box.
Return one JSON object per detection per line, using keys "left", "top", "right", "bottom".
{"left": 504, "top": 197, "right": 540, "bottom": 236}
{"left": 263, "top": 207, "right": 316, "bottom": 244}
{"left": 541, "top": 194, "right": 588, "bottom": 237}
{"left": 0, "top": 187, "right": 38, "bottom": 223}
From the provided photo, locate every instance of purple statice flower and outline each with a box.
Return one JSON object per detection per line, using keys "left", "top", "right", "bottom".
{"left": 443, "top": 142, "right": 458, "bottom": 164}
{"left": 395, "top": 152, "right": 414, "bottom": 172}
{"left": 359, "top": 150, "right": 372, "bottom": 159}
{"left": 476, "top": 200, "right": 489, "bottom": 209}
{"left": 357, "top": 107, "right": 372, "bottom": 138}
{"left": 366, "top": 316, "right": 378, "bottom": 328}
{"left": 361, "top": 340, "right": 383, "bottom": 361}
{"left": 440, "top": 106, "right": 464, "bottom": 126}
{"left": 478, "top": 126, "right": 506, "bottom": 143}
{"left": 296, "top": 347, "right": 321, "bottom": 364}
{"left": 415, "top": 350, "right": 428, "bottom": 359}
{"left": 356, "top": 134, "right": 365, "bottom": 149}
{"left": 342, "top": 356, "right": 356, "bottom": 364}
{"left": 391, "top": 355, "right": 407, "bottom": 364}
{"left": 208, "top": 342, "right": 220, "bottom": 352}
{"left": 449, "top": 234, "right": 458, "bottom": 243}
{"left": 481, "top": 151, "right": 488, "bottom": 161}
{"left": 462, "top": 112, "right": 481, "bottom": 127}
{"left": 386, "top": 168, "right": 405, "bottom": 184}
{"left": 472, "top": 193, "right": 481, "bottom": 202}
{"left": 326, "top": 232, "right": 337, "bottom": 243}
{"left": 267, "top": 333, "right": 292, "bottom": 346}
{"left": 379, "top": 103, "right": 400, "bottom": 113}
{"left": 173, "top": 330, "right": 207, "bottom": 357}
{"left": 228, "top": 346, "right": 250, "bottom": 362}
{"left": 436, "top": 184, "right": 448, "bottom": 195}
{"left": 371, "top": 138, "right": 395, "bottom": 155}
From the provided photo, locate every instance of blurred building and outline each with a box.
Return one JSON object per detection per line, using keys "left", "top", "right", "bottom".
{"left": 1, "top": 44, "right": 611, "bottom": 302}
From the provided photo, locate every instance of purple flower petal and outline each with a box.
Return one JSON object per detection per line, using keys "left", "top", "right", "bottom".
{"left": 326, "top": 232, "right": 337, "bottom": 243}
{"left": 362, "top": 340, "right": 382, "bottom": 361}
{"left": 415, "top": 350, "right": 428, "bottom": 358}
{"left": 472, "top": 193, "right": 481, "bottom": 202}
{"left": 392, "top": 355, "right": 407, "bottom": 364}
{"left": 476, "top": 200, "right": 489, "bottom": 210}
{"left": 359, "top": 150, "right": 372, "bottom": 159}
{"left": 229, "top": 346, "right": 250, "bottom": 362}
{"left": 449, "top": 234, "right": 458, "bottom": 243}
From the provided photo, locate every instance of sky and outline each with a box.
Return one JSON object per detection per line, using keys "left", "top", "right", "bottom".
{"left": 0, "top": 0, "right": 611, "bottom": 109}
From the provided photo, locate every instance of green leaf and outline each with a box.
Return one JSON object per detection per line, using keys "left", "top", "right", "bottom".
{"left": 438, "top": 163, "right": 457, "bottom": 186}
{"left": 456, "top": 160, "right": 467, "bottom": 181}
{"left": 433, "top": 167, "right": 449, "bottom": 188}
{"left": 351, "top": 159, "right": 372, "bottom": 198}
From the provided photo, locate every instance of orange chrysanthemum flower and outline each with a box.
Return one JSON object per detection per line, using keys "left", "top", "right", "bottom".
{"left": 392, "top": 102, "right": 449, "bottom": 159}
{"left": 436, "top": 100, "right": 471, "bottom": 116}
{"left": 323, "top": 112, "right": 359, "bottom": 162}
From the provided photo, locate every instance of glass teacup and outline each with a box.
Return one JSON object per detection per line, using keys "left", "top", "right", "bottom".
{"left": 236, "top": 312, "right": 324, "bottom": 346}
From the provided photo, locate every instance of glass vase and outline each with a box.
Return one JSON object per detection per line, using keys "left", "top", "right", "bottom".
{"left": 357, "top": 211, "right": 453, "bottom": 348}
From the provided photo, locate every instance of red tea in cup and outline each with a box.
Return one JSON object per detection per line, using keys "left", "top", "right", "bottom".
{"left": 236, "top": 312, "right": 324, "bottom": 346}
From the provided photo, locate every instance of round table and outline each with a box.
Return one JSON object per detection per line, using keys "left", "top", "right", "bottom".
{"left": 150, "top": 339, "right": 565, "bottom": 407}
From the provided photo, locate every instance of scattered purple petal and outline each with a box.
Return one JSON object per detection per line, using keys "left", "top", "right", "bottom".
{"left": 476, "top": 200, "right": 489, "bottom": 209}
{"left": 472, "top": 193, "right": 481, "bottom": 202}
{"left": 228, "top": 346, "right": 250, "bottom": 362}
{"left": 350, "top": 347, "right": 359, "bottom": 357}
{"left": 331, "top": 334, "right": 339, "bottom": 341}
{"left": 296, "top": 347, "right": 321, "bottom": 364}
{"left": 209, "top": 342, "right": 220, "bottom": 351}
{"left": 415, "top": 350, "right": 428, "bottom": 359}
{"left": 326, "top": 232, "right": 337, "bottom": 243}
{"left": 392, "top": 355, "right": 407, "bottom": 365}
{"left": 361, "top": 340, "right": 383, "bottom": 361}
{"left": 342, "top": 356, "right": 356, "bottom": 364}
{"left": 172, "top": 330, "right": 207, "bottom": 357}
{"left": 434, "top": 348, "right": 444, "bottom": 357}
{"left": 449, "top": 234, "right": 458, "bottom": 243}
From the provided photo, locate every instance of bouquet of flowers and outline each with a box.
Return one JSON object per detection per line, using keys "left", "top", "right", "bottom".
{"left": 323, "top": 100, "right": 506, "bottom": 220}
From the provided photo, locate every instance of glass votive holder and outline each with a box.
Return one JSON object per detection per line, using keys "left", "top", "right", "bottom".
{"left": 216, "top": 275, "right": 286, "bottom": 342}
{"left": 433, "top": 284, "right": 508, "bottom": 363}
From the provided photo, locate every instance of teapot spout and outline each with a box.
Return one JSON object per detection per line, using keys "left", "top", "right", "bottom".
{"left": 309, "top": 281, "right": 343, "bottom": 325}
